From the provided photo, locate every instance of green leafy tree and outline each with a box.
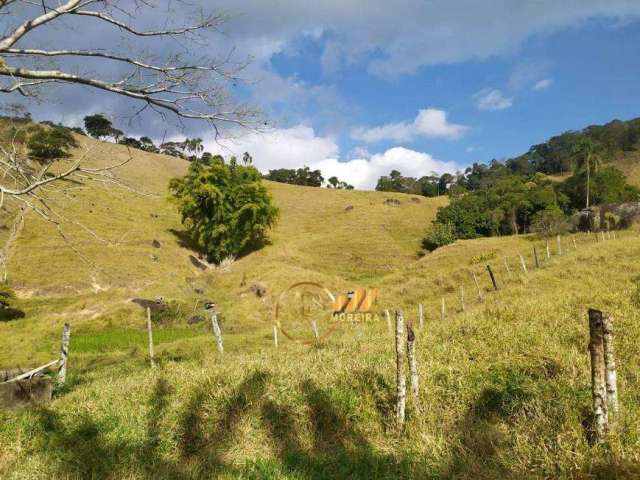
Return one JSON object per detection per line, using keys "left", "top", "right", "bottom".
{"left": 84, "top": 114, "right": 113, "bottom": 139}
{"left": 26, "top": 125, "right": 78, "bottom": 161}
{"left": 170, "top": 161, "right": 279, "bottom": 262}
{"left": 265, "top": 166, "right": 324, "bottom": 187}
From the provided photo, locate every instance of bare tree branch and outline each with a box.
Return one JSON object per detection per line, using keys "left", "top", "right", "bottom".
{"left": 0, "top": 1, "right": 261, "bottom": 129}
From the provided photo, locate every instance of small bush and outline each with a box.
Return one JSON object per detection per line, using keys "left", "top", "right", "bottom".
{"left": 531, "top": 206, "right": 568, "bottom": 236}
{"left": 423, "top": 222, "right": 456, "bottom": 251}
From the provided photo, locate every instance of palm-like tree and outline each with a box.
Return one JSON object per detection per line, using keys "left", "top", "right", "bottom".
{"left": 571, "top": 137, "right": 607, "bottom": 209}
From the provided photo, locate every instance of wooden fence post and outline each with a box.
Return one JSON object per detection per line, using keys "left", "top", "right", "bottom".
{"left": 273, "top": 324, "right": 279, "bottom": 349}
{"left": 146, "top": 307, "right": 156, "bottom": 368}
{"left": 395, "top": 310, "right": 406, "bottom": 430}
{"left": 557, "top": 234, "right": 562, "bottom": 255}
{"left": 588, "top": 309, "right": 608, "bottom": 439}
{"left": 612, "top": 231, "right": 617, "bottom": 240}
{"left": 519, "top": 254, "right": 528, "bottom": 274}
{"left": 601, "top": 312, "right": 619, "bottom": 416}
{"left": 533, "top": 247, "right": 540, "bottom": 268}
{"left": 440, "top": 298, "right": 446, "bottom": 321}
{"left": 406, "top": 324, "right": 419, "bottom": 406}
{"left": 211, "top": 313, "right": 224, "bottom": 353}
{"left": 486, "top": 264, "right": 498, "bottom": 291}
{"left": 311, "top": 320, "right": 320, "bottom": 344}
{"left": 57, "top": 323, "right": 71, "bottom": 388}
{"left": 546, "top": 240, "right": 550, "bottom": 259}
{"left": 472, "top": 271, "right": 483, "bottom": 301}
{"left": 503, "top": 258, "right": 512, "bottom": 278}
{"left": 460, "top": 285, "right": 465, "bottom": 311}
{"left": 573, "top": 236, "right": 577, "bottom": 250}
{"left": 601, "top": 231, "right": 606, "bottom": 242}
{"left": 418, "top": 303, "right": 424, "bottom": 330}
{"left": 385, "top": 309, "right": 392, "bottom": 334}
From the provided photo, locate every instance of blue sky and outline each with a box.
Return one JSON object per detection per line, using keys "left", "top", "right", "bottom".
{"left": 15, "top": 0, "right": 640, "bottom": 189}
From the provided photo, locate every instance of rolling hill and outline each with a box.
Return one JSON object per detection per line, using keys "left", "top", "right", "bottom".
{"left": 1, "top": 133, "right": 640, "bottom": 478}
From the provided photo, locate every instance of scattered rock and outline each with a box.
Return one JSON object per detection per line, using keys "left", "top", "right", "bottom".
{"left": 384, "top": 198, "right": 401, "bottom": 206}
{"left": 152, "top": 239, "right": 161, "bottom": 248}
{"left": 249, "top": 282, "right": 267, "bottom": 298}
{"left": 131, "top": 298, "right": 167, "bottom": 312}
{"left": 345, "top": 205, "right": 354, "bottom": 212}
{"left": 189, "top": 255, "right": 208, "bottom": 271}
{"left": 188, "top": 315, "right": 205, "bottom": 324}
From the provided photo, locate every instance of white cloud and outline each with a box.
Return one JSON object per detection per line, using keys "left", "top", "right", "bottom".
{"left": 533, "top": 78, "right": 553, "bottom": 91}
{"left": 352, "top": 108, "right": 468, "bottom": 143}
{"left": 473, "top": 88, "right": 514, "bottom": 111}
{"left": 315, "top": 147, "right": 457, "bottom": 189}
{"left": 208, "top": 125, "right": 339, "bottom": 172}
{"left": 208, "top": 126, "right": 456, "bottom": 190}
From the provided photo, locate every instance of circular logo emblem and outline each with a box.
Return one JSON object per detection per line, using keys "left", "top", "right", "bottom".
{"left": 274, "top": 281, "right": 336, "bottom": 344}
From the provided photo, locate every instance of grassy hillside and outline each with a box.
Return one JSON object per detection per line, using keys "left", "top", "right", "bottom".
{"left": 1, "top": 135, "right": 640, "bottom": 478}
{"left": 0, "top": 134, "right": 445, "bottom": 365}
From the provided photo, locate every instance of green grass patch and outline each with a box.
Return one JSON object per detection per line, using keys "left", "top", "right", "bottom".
{"left": 70, "top": 327, "right": 206, "bottom": 353}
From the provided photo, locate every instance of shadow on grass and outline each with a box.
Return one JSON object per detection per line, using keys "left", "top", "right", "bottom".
{"left": 0, "top": 307, "right": 25, "bottom": 321}
{"left": 168, "top": 228, "right": 273, "bottom": 264}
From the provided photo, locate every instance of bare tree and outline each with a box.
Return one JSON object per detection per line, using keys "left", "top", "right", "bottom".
{"left": 0, "top": 1, "right": 259, "bottom": 276}
{"left": 0, "top": 1, "right": 258, "bottom": 133}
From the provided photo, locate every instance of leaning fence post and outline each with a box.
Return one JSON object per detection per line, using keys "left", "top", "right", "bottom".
{"left": 601, "top": 312, "right": 619, "bottom": 416}
{"left": 460, "top": 285, "right": 465, "bottom": 311}
{"left": 503, "top": 258, "right": 512, "bottom": 278}
{"left": 273, "top": 324, "right": 279, "bottom": 349}
{"left": 486, "top": 264, "right": 498, "bottom": 291}
{"left": 311, "top": 320, "right": 320, "bottom": 344}
{"left": 211, "top": 313, "right": 224, "bottom": 353}
{"left": 57, "top": 323, "right": 71, "bottom": 388}
{"left": 385, "top": 309, "right": 392, "bottom": 334}
{"left": 418, "top": 303, "right": 424, "bottom": 330}
{"left": 395, "top": 310, "right": 406, "bottom": 430}
{"left": 588, "top": 309, "right": 608, "bottom": 439}
{"left": 406, "top": 324, "right": 419, "bottom": 406}
{"left": 472, "top": 271, "right": 483, "bottom": 301}
{"left": 519, "top": 254, "right": 528, "bottom": 274}
{"left": 533, "top": 247, "right": 540, "bottom": 268}
{"left": 146, "top": 307, "right": 156, "bottom": 368}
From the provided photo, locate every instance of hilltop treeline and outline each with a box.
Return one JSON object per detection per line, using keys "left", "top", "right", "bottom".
{"left": 372, "top": 116, "right": 640, "bottom": 251}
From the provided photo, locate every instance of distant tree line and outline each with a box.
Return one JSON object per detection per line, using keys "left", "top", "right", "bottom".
{"left": 264, "top": 166, "right": 353, "bottom": 189}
